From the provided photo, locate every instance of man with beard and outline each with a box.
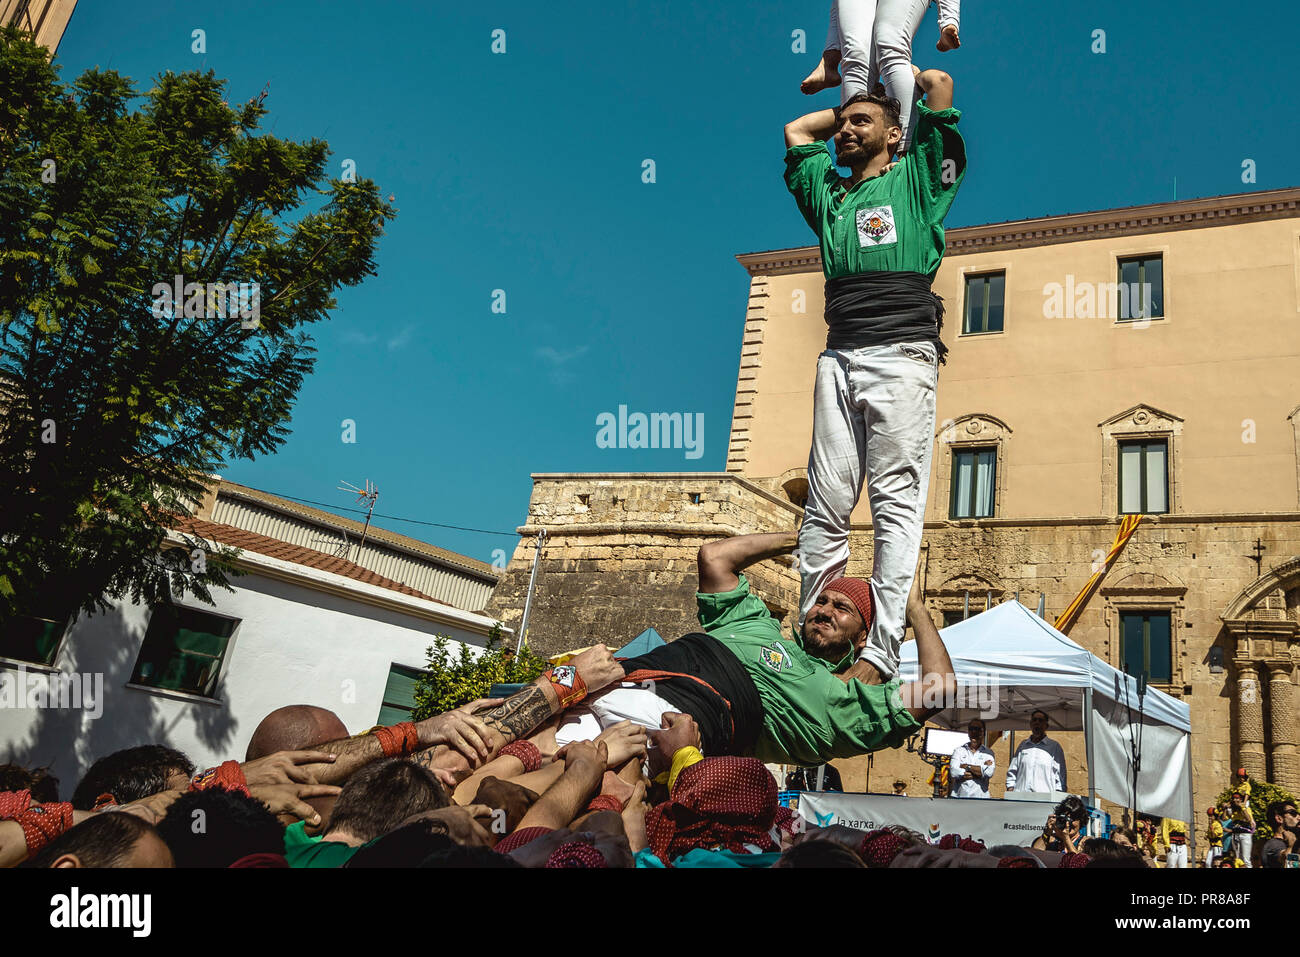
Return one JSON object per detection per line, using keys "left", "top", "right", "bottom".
{"left": 553, "top": 530, "right": 957, "bottom": 766}
{"left": 782, "top": 66, "right": 965, "bottom": 687}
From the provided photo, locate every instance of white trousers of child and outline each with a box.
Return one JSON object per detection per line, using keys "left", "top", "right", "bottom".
{"left": 822, "top": 0, "right": 951, "bottom": 151}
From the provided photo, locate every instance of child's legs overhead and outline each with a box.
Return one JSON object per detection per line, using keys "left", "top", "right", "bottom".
{"left": 833, "top": 0, "right": 880, "bottom": 104}
{"left": 873, "top": 0, "right": 929, "bottom": 149}
{"left": 823, "top": 0, "right": 840, "bottom": 53}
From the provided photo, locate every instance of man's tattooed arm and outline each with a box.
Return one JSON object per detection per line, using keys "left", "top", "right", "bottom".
{"left": 473, "top": 682, "right": 561, "bottom": 745}
{"left": 406, "top": 682, "right": 563, "bottom": 780}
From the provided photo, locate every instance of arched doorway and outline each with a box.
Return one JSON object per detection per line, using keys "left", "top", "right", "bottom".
{"left": 1220, "top": 556, "right": 1300, "bottom": 791}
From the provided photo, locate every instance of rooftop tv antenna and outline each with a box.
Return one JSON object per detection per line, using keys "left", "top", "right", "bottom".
{"left": 339, "top": 479, "right": 379, "bottom": 554}
{"left": 309, "top": 479, "right": 378, "bottom": 561}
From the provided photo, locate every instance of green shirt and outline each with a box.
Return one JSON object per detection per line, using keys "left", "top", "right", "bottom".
{"left": 698, "top": 575, "right": 920, "bottom": 765}
{"left": 784, "top": 101, "right": 966, "bottom": 281}
{"left": 284, "top": 820, "right": 371, "bottom": 868}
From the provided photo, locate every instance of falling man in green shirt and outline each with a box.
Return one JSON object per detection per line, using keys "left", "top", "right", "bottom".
{"left": 782, "top": 65, "right": 966, "bottom": 686}
{"left": 554, "top": 531, "right": 957, "bottom": 767}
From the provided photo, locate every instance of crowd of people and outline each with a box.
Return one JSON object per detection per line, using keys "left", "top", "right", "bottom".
{"left": 3, "top": 646, "right": 1295, "bottom": 870}
{"left": 0, "top": 704, "right": 1162, "bottom": 870}
{"left": 6, "top": 672, "right": 1291, "bottom": 869}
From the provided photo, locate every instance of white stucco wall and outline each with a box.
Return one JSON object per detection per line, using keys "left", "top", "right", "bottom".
{"left": 0, "top": 564, "right": 500, "bottom": 795}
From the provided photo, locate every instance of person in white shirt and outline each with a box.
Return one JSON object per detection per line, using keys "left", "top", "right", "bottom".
{"left": 1006, "top": 710, "right": 1068, "bottom": 794}
{"left": 949, "top": 718, "right": 994, "bottom": 798}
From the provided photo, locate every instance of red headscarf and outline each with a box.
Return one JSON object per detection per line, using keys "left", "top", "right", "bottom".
{"left": 645, "top": 757, "right": 778, "bottom": 864}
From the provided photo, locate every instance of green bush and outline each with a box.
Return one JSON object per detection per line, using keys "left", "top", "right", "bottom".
{"left": 410, "top": 625, "right": 548, "bottom": 719}
{"left": 1215, "top": 777, "right": 1297, "bottom": 843}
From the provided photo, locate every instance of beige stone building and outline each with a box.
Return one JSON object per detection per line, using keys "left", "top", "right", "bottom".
{"left": 488, "top": 187, "right": 1300, "bottom": 821}
{"left": 2, "top": 0, "right": 78, "bottom": 56}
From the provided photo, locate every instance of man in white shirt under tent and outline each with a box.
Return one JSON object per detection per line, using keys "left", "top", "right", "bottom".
{"left": 1006, "top": 709, "right": 1068, "bottom": 794}
{"left": 949, "top": 718, "right": 995, "bottom": 798}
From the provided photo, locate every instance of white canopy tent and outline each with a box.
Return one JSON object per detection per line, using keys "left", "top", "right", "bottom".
{"left": 897, "top": 600, "right": 1193, "bottom": 823}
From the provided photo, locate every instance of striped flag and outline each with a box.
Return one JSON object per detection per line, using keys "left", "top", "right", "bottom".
{"left": 1053, "top": 513, "right": 1143, "bottom": 634}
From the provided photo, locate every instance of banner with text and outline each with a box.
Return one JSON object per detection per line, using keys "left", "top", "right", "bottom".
{"left": 799, "top": 792, "right": 1058, "bottom": 847}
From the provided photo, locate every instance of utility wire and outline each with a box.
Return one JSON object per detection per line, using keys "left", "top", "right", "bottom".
{"left": 264, "top": 491, "right": 519, "bottom": 538}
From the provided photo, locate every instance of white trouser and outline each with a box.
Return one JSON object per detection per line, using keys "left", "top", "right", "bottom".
{"left": 552, "top": 683, "right": 678, "bottom": 747}
{"left": 1165, "top": 843, "right": 1188, "bottom": 868}
{"left": 1204, "top": 846, "right": 1220, "bottom": 868}
{"left": 796, "top": 341, "right": 938, "bottom": 678}
{"left": 822, "top": 0, "right": 880, "bottom": 108}
{"left": 822, "top": 0, "right": 935, "bottom": 150}
{"left": 1232, "top": 832, "right": 1253, "bottom": 867}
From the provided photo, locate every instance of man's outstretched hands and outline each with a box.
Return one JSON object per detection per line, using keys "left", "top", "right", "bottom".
{"left": 241, "top": 750, "right": 336, "bottom": 787}
{"left": 650, "top": 711, "right": 700, "bottom": 755}
{"left": 569, "top": 644, "right": 625, "bottom": 694}
{"left": 557, "top": 738, "right": 609, "bottom": 774}
{"left": 418, "top": 698, "right": 503, "bottom": 766}
{"left": 595, "top": 720, "right": 648, "bottom": 768}
{"left": 115, "top": 788, "right": 184, "bottom": 825}
{"left": 400, "top": 805, "right": 495, "bottom": 847}
{"left": 647, "top": 711, "right": 701, "bottom": 778}
{"left": 252, "top": 783, "right": 343, "bottom": 828}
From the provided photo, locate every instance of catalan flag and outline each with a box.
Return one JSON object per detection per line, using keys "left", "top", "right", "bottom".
{"left": 1053, "top": 513, "right": 1143, "bottom": 634}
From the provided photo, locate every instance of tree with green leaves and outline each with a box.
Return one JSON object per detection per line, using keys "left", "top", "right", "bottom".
{"left": 1217, "top": 777, "right": 1297, "bottom": 844}
{"left": 0, "top": 26, "right": 395, "bottom": 627}
{"left": 411, "top": 627, "right": 549, "bottom": 719}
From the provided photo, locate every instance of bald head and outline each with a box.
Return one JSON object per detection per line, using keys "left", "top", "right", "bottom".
{"left": 246, "top": 705, "right": 349, "bottom": 760}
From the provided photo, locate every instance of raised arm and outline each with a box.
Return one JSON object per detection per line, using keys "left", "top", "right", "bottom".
{"left": 473, "top": 644, "right": 625, "bottom": 745}
{"left": 697, "top": 531, "right": 798, "bottom": 594}
{"left": 897, "top": 578, "right": 957, "bottom": 722}
{"left": 514, "top": 740, "right": 607, "bottom": 832}
{"left": 784, "top": 107, "right": 840, "bottom": 148}
{"left": 915, "top": 68, "right": 954, "bottom": 112}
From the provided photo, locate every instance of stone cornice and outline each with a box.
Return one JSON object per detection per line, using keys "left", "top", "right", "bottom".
{"left": 736, "top": 187, "right": 1300, "bottom": 274}
{"left": 1224, "top": 619, "right": 1299, "bottom": 639}
{"left": 529, "top": 471, "right": 802, "bottom": 514}
{"left": 527, "top": 474, "right": 1300, "bottom": 529}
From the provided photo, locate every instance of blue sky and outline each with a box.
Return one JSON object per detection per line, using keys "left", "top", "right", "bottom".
{"left": 54, "top": 1, "right": 1296, "bottom": 564}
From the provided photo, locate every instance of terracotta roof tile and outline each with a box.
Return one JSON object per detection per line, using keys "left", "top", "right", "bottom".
{"left": 170, "top": 516, "right": 447, "bottom": 605}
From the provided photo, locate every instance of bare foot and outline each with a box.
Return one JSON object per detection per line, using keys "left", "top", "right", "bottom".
{"left": 801, "top": 52, "right": 843, "bottom": 94}
{"left": 936, "top": 25, "right": 960, "bottom": 52}
{"left": 600, "top": 770, "right": 635, "bottom": 809}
